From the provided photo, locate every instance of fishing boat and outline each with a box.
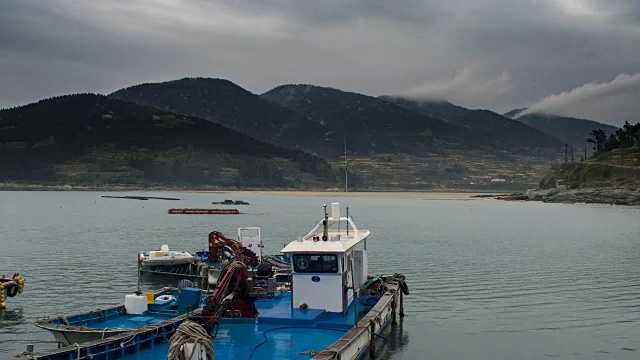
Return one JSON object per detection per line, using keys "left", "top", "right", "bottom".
{"left": 138, "top": 245, "right": 195, "bottom": 273}
{"left": 138, "top": 228, "right": 291, "bottom": 288}
{"left": 0, "top": 274, "right": 26, "bottom": 309}
{"left": 33, "top": 285, "right": 206, "bottom": 347}
{"left": 16, "top": 203, "right": 408, "bottom": 360}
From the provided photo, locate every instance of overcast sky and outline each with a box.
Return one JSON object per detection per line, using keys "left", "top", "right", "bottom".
{"left": 1, "top": 0, "right": 639, "bottom": 125}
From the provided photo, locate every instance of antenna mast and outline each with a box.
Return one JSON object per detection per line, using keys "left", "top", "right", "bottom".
{"left": 344, "top": 136, "right": 348, "bottom": 193}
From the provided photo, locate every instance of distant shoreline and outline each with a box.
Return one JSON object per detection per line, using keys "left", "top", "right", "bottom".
{"left": 496, "top": 187, "right": 640, "bottom": 206}
{"left": 195, "top": 190, "right": 507, "bottom": 200}
{"left": 0, "top": 183, "right": 512, "bottom": 200}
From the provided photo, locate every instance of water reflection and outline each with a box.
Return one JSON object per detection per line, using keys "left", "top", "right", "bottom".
{"left": 0, "top": 308, "right": 24, "bottom": 327}
{"left": 370, "top": 320, "right": 411, "bottom": 359}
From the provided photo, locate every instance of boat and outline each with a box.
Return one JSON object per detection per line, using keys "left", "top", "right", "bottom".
{"left": 138, "top": 245, "right": 195, "bottom": 273}
{"left": 0, "top": 274, "right": 26, "bottom": 309}
{"left": 33, "top": 285, "right": 206, "bottom": 347}
{"left": 16, "top": 202, "right": 408, "bottom": 360}
{"left": 212, "top": 199, "right": 250, "bottom": 205}
{"left": 138, "top": 228, "right": 291, "bottom": 288}
{"left": 167, "top": 208, "right": 240, "bottom": 214}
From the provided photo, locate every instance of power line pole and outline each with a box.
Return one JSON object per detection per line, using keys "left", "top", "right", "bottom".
{"left": 564, "top": 142, "right": 568, "bottom": 163}
{"left": 570, "top": 145, "right": 573, "bottom": 162}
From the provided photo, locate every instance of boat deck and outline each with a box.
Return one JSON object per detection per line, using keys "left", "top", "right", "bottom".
{"left": 79, "top": 292, "right": 365, "bottom": 360}
{"left": 87, "top": 313, "right": 175, "bottom": 329}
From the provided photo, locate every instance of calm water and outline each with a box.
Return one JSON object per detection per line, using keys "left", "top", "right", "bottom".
{"left": 1, "top": 191, "right": 639, "bottom": 359}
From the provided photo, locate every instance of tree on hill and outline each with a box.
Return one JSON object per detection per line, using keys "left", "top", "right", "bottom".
{"left": 587, "top": 129, "right": 607, "bottom": 151}
{"left": 588, "top": 121, "right": 640, "bottom": 155}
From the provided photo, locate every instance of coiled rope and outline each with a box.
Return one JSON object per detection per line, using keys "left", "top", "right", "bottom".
{"left": 167, "top": 320, "right": 214, "bottom": 360}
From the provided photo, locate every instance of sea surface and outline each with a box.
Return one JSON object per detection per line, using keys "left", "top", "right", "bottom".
{"left": 0, "top": 191, "right": 639, "bottom": 359}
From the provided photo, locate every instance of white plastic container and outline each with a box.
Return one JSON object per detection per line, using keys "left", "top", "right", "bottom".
{"left": 161, "top": 245, "right": 170, "bottom": 255}
{"left": 182, "top": 344, "right": 208, "bottom": 360}
{"left": 124, "top": 294, "right": 148, "bottom": 315}
{"left": 331, "top": 202, "right": 340, "bottom": 219}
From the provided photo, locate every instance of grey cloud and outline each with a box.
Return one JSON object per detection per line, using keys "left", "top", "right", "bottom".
{"left": 1, "top": 0, "right": 639, "bottom": 125}
{"left": 218, "top": 0, "right": 444, "bottom": 27}
{"left": 522, "top": 73, "right": 640, "bottom": 123}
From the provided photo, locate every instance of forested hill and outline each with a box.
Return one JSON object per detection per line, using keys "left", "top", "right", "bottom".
{"left": 380, "top": 96, "right": 561, "bottom": 149}
{"left": 538, "top": 121, "right": 640, "bottom": 190}
{"left": 0, "top": 94, "right": 337, "bottom": 188}
{"left": 507, "top": 111, "right": 619, "bottom": 149}
{"left": 261, "top": 84, "right": 497, "bottom": 154}
{"left": 109, "top": 77, "right": 339, "bottom": 157}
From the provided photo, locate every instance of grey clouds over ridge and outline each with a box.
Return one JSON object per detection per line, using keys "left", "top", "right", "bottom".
{"left": 1, "top": 0, "right": 639, "bottom": 125}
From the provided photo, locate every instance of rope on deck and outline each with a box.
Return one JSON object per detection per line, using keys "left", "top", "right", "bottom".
{"left": 298, "top": 348, "right": 340, "bottom": 358}
{"left": 167, "top": 320, "right": 214, "bottom": 360}
{"left": 12, "top": 351, "right": 36, "bottom": 359}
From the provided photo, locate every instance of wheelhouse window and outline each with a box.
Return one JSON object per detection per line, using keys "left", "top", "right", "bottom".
{"left": 293, "top": 254, "right": 338, "bottom": 273}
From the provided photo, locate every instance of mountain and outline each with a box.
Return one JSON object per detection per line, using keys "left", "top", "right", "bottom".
{"left": 109, "top": 78, "right": 338, "bottom": 156}
{"left": 378, "top": 97, "right": 469, "bottom": 119}
{"left": 261, "top": 85, "right": 494, "bottom": 155}
{"left": 507, "top": 110, "right": 619, "bottom": 149}
{"left": 0, "top": 94, "right": 336, "bottom": 188}
{"left": 381, "top": 97, "right": 562, "bottom": 149}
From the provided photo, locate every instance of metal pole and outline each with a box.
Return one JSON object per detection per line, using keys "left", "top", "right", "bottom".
{"left": 344, "top": 136, "right": 348, "bottom": 193}
{"left": 570, "top": 145, "right": 573, "bottom": 162}
{"left": 346, "top": 207, "right": 350, "bottom": 236}
{"left": 137, "top": 254, "right": 141, "bottom": 295}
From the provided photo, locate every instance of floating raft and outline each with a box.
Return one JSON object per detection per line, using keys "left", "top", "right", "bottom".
{"left": 167, "top": 208, "right": 239, "bottom": 215}
{"left": 102, "top": 196, "right": 180, "bottom": 201}
{"left": 212, "top": 199, "right": 250, "bottom": 205}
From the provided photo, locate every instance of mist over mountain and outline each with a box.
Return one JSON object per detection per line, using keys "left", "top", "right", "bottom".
{"left": 261, "top": 84, "right": 492, "bottom": 155}
{"left": 381, "top": 97, "right": 561, "bottom": 150}
{"left": 506, "top": 109, "right": 619, "bottom": 150}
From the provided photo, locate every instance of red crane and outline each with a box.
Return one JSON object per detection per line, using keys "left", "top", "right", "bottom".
{"left": 195, "top": 250, "right": 259, "bottom": 332}
{"left": 208, "top": 231, "right": 259, "bottom": 266}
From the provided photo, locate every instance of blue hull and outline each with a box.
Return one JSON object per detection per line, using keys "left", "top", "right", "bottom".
{"left": 33, "top": 288, "right": 204, "bottom": 347}
{"left": 17, "top": 287, "right": 403, "bottom": 360}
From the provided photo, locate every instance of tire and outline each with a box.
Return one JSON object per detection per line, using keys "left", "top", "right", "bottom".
{"left": 399, "top": 280, "right": 409, "bottom": 296}
{"left": 6, "top": 283, "right": 19, "bottom": 297}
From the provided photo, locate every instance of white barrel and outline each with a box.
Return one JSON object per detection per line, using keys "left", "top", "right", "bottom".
{"left": 331, "top": 202, "right": 340, "bottom": 219}
{"left": 161, "top": 245, "right": 169, "bottom": 254}
{"left": 124, "top": 294, "right": 148, "bottom": 314}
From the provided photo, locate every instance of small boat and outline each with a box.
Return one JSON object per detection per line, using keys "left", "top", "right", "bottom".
{"left": 167, "top": 208, "right": 239, "bottom": 214}
{"left": 140, "top": 228, "right": 291, "bottom": 288}
{"left": 19, "top": 203, "right": 408, "bottom": 360}
{"left": 138, "top": 245, "right": 195, "bottom": 273}
{"left": 212, "top": 199, "right": 250, "bottom": 205}
{"left": 0, "top": 274, "right": 26, "bottom": 309}
{"left": 34, "top": 285, "right": 206, "bottom": 347}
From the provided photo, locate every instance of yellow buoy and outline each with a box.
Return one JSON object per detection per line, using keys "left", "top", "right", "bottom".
{"left": 145, "top": 291, "right": 155, "bottom": 304}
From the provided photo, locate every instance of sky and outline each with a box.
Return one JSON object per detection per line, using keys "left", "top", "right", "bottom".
{"left": 1, "top": 0, "right": 639, "bottom": 125}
